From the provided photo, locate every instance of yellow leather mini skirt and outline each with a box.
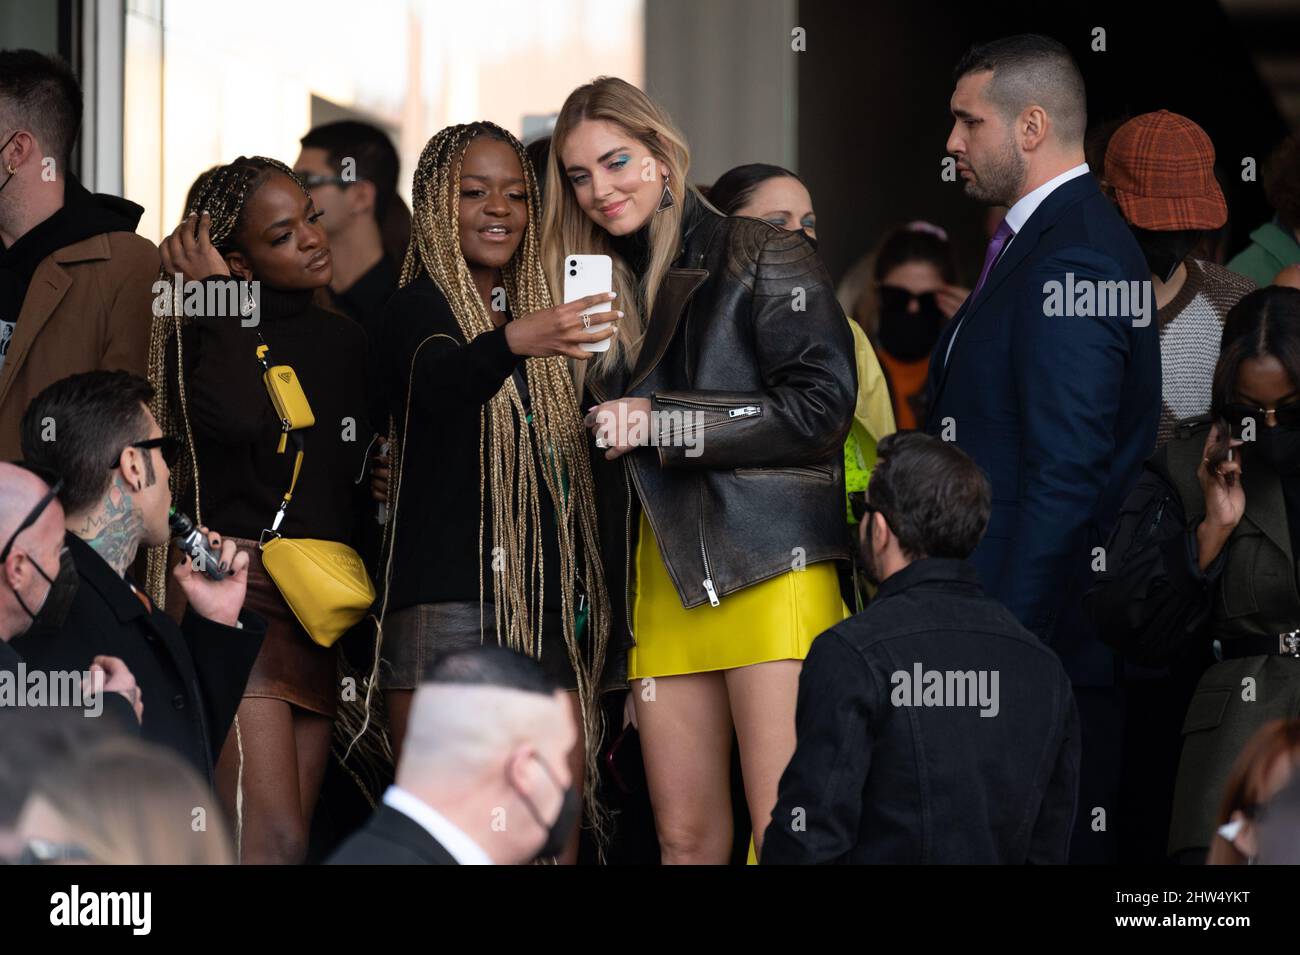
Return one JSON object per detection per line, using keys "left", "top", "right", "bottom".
{"left": 628, "top": 512, "right": 847, "bottom": 679}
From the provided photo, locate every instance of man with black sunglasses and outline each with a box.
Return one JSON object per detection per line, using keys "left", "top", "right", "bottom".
{"left": 12, "top": 370, "right": 265, "bottom": 786}
{"left": 763, "top": 433, "right": 1080, "bottom": 864}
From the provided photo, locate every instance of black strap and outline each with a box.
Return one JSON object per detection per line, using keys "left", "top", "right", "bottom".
{"left": 1216, "top": 632, "right": 1300, "bottom": 660}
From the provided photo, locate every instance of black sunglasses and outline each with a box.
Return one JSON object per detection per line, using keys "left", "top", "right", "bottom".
{"left": 0, "top": 470, "right": 64, "bottom": 564}
{"left": 878, "top": 285, "right": 939, "bottom": 313}
{"left": 853, "top": 494, "right": 892, "bottom": 528}
{"left": 109, "top": 435, "right": 181, "bottom": 471}
{"left": 1224, "top": 400, "right": 1300, "bottom": 433}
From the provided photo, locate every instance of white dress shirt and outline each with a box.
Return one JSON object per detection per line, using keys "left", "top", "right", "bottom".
{"left": 943, "top": 161, "right": 1092, "bottom": 367}
{"left": 383, "top": 785, "right": 493, "bottom": 865}
{"left": 1002, "top": 161, "right": 1091, "bottom": 243}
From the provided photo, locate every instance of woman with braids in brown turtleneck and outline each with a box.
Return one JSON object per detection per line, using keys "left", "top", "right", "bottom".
{"left": 152, "top": 158, "right": 372, "bottom": 863}
{"left": 374, "top": 122, "right": 616, "bottom": 863}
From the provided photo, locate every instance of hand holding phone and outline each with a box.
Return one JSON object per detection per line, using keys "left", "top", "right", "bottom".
{"left": 564, "top": 254, "right": 615, "bottom": 353}
{"left": 507, "top": 287, "right": 619, "bottom": 360}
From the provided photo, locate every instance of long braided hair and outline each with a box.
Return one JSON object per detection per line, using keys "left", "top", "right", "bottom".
{"left": 146, "top": 156, "right": 392, "bottom": 853}
{"left": 381, "top": 122, "right": 612, "bottom": 844}
{"left": 144, "top": 156, "right": 307, "bottom": 604}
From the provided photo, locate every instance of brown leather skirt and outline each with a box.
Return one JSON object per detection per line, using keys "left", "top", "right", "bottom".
{"left": 230, "top": 537, "right": 338, "bottom": 717}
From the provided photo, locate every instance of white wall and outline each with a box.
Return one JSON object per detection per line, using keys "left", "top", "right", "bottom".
{"left": 644, "top": 0, "right": 798, "bottom": 187}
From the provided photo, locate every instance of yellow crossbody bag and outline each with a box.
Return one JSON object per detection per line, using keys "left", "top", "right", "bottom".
{"left": 255, "top": 340, "right": 375, "bottom": 647}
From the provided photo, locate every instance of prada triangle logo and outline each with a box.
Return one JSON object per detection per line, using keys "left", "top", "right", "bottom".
{"left": 277, "top": 371, "right": 292, "bottom": 384}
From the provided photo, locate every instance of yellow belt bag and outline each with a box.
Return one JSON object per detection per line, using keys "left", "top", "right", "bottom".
{"left": 255, "top": 341, "right": 375, "bottom": 647}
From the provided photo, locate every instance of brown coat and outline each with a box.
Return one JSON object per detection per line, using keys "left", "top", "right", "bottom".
{"left": 0, "top": 230, "right": 160, "bottom": 460}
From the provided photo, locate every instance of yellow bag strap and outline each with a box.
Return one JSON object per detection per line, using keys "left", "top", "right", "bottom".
{"left": 270, "top": 444, "right": 304, "bottom": 533}
{"left": 254, "top": 338, "right": 306, "bottom": 543}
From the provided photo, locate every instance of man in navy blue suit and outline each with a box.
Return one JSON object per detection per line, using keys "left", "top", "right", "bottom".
{"left": 926, "top": 34, "right": 1160, "bottom": 862}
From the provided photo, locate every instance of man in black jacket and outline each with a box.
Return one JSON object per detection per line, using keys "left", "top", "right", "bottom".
{"left": 12, "top": 371, "right": 264, "bottom": 786}
{"left": 762, "top": 432, "right": 1079, "bottom": 864}
{"left": 329, "top": 646, "right": 577, "bottom": 865}
{"left": 1, "top": 461, "right": 142, "bottom": 722}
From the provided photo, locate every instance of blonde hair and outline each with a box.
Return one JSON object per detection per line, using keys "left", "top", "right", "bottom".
{"left": 382, "top": 122, "right": 611, "bottom": 845}
{"left": 541, "top": 77, "right": 693, "bottom": 383}
{"left": 30, "top": 737, "right": 235, "bottom": 865}
{"left": 1207, "top": 719, "right": 1300, "bottom": 865}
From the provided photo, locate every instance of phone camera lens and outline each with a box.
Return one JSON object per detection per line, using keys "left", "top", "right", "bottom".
{"left": 569, "top": 259, "right": 577, "bottom": 266}
{"left": 569, "top": 269, "right": 577, "bottom": 276}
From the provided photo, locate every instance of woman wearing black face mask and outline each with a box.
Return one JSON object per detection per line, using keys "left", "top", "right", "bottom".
{"left": 844, "top": 223, "right": 967, "bottom": 431}
{"left": 1088, "top": 286, "right": 1300, "bottom": 864}
{"left": 710, "top": 164, "right": 896, "bottom": 549}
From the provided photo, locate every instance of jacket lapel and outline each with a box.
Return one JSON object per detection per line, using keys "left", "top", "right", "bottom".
{"left": 67, "top": 534, "right": 203, "bottom": 695}
{"left": 0, "top": 234, "right": 114, "bottom": 411}
{"left": 627, "top": 267, "right": 708, "bottom": 393}
{"left": 1241, "top": 456, "right": 1294, "bottom": 566}
{"left": 931, "top": 174, "right": 1098, "bottom": 410}
{"left": 0, "top": 261, "right": 72, "bottom": 410}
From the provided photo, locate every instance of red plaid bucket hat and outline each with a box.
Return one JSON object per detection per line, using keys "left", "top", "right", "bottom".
{"left": 1104, "top": 110, "right": 1227, "bottom": 231}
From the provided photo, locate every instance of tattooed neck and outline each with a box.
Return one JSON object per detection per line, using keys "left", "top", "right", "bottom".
{"left": 72, "top": 475, "right": 145, "bottom": 577}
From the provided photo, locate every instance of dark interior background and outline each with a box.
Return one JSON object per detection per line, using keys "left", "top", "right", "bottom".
{"left": 798, "top": 0, "right": 1297, "bottom": 285}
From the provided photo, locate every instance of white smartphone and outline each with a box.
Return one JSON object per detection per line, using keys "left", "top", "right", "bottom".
{"left": 563, "top": 253, "right": 614, "bottom": 352}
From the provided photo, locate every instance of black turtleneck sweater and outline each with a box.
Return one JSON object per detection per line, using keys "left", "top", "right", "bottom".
{"left": 610, "top": 222, "right": 652, "bottom": 279}
{"left": 182, "top": 282, "right": 372, "bottom": 544}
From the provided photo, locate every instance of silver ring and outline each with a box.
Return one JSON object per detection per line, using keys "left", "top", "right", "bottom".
{"left": 595, "top": 436, "right": 608, "bottom": 449}
{"left": 581, "top": 313, "right": 591, "bottom": 331}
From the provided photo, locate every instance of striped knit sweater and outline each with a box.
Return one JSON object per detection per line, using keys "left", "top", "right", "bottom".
{"left": 1156, "top": 258, "right": 1257, "bottom": 447}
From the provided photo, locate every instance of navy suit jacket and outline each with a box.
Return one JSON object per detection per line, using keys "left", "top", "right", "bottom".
{"left": 326, "top": 804, "right": 459, "bottom": 865}
{"left": 925, "top": 172, "right": 1160, "bottom": 686}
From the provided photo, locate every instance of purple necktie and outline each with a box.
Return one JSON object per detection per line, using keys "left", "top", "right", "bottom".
{"left": 941, "top": 218, "right": 1015, "bottom": 369}
{"left": 969, "top": 218, "right": 1014, "bottom": 304}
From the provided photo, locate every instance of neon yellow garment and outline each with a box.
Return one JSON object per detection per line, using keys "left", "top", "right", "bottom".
{"left": 844, "top": 318, "right": 894, "bottom": 521}
{"left": 627, "top": 513, "right": 847, "bottom": 679}
{"left": 848, "top": 317, "right": 896, "bottom": 445}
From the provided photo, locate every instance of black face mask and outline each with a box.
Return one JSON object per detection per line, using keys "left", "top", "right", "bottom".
{"left": 1130, "top": 225, "right": 1202, "bottom": 284}
{"left": 13, "top": 547, "right": 79, "bottom": 635}
{"left": 1250, "top": 425, "right": 1300, "bottom": 475}
{"left": 521, "top": 755, "right": 580, "bottom": 860}
{"left": 878, "top": 302, "right": 944, "bottom": 363}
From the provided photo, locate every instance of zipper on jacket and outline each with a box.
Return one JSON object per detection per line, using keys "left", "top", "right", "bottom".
{"left": 655, "top": 393, "right": 764, "bottom": 416}
{"left": 623, "top": 462, "right": 635, "bottom": 639}
{"left": 699, "top": 485, "right": 720, "bottom": 606}
{"left": 1149, "top": 498, "right": 1167, "bottom": 537}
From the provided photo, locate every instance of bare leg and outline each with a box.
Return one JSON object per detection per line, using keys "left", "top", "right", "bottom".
{"left": 725, "top": 658, "right": 803, "bottom": 859}
{"left": 215, "top": 697, "right": 308, "bottom": 864}
{"left": 293, "top": 709, "right": 334, "bottom": 824}
{"left": 634, "top": 671, "right": 734, "bottom": 864}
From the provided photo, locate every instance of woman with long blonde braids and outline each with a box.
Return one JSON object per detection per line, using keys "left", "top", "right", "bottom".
{"left": 375, "top": 122, "right": 616, "bottom": 863}
{"left": 152, "top": 157, "right": 373, "bottom": 864}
